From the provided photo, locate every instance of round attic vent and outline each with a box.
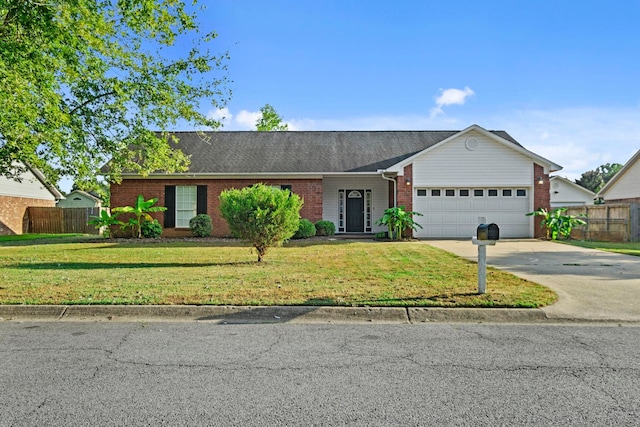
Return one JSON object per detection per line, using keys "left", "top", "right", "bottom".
{"left": 465, "top": 137, "right": 479, "bottom": 151}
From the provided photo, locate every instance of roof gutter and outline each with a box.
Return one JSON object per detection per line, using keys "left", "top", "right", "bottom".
{"left": 381, "top": 172, "right": 397, "bottom": 208}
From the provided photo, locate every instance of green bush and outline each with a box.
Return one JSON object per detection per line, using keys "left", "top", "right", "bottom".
{"left": 219, "top": 183, "right": 303, "bottom": 262}
{"left": 141, "top": 219, "right": 163, "bottom": 238}
{"left": 314, "top": 220, "right": 336, "bottom": 236}
{"left": 293, "top": 219, "right": 317, "bottom": 239}
{"left": 189, "top": 214, "right": 213, "bottom": 237}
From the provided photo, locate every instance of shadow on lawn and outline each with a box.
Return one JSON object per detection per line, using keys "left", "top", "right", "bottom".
{"left": 12, "top": 261, "right": 257, "bottom": 270}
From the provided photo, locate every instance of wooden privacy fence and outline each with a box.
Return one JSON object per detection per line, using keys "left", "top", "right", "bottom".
{"left": 566, "top": 203, "right": 640, "bottom": 242}
{"left": 25, "top": 207, "right": 104, "bottom": 234}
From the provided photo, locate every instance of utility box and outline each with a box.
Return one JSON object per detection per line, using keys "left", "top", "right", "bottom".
{"left": 477, "top": 223, "right": 499, "bottom": 241}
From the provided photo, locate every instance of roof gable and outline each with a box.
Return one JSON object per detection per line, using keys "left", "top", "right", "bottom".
{"left": 0, "top": 162, "right": 63, "bottom": 200}
{"left": 384, "top": 125, "right": 562, "bottom": 174}
{"left": 597, "top": 149, "right": 640, "bottom": 198}
{"left": 550, "top": 176, "right": 595, "bottom": 197}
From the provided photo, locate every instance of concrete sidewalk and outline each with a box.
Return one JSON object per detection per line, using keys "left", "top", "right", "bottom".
{"left": 426, "top": 239, "right": 640, "bottom": 322}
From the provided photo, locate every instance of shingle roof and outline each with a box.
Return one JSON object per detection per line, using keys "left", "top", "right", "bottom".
{"left": 164, "top": 130, "right": 521, "bottom": 174}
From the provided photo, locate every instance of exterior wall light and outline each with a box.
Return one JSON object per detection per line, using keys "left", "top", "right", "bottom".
{"left": 537, "top": 176, "right": 544, "bottom": 185}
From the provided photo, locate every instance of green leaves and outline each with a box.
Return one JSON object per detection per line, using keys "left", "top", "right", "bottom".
{"left": 256, "top": 104, "right": 289, "bottom": 131}
{"left": 0, "top": 0, "right": 229, "bottom": 186}
{"left": 376, "top": 206, "right": 423, "bottom": 240}
{"left": 527, "top": 207, "right": 587, "bottom": 240}
{"left": 88, "top": 209, "right": 124, "bottom": 238}
{"left": 112, "top": 195, "right": 167, "bottom": 238}
{"left": 219, "top": 184, "right": 303, "bottom": 261}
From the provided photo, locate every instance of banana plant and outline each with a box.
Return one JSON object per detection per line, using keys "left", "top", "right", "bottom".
{"left": 112, "top": 195, "right": 167, "bottom": 238}
{"left": 88, "top": 210, "right": 123, "bottom": 238}
{"left": 376, "top": 205, "right": 423, "bottom": 240}
{"left": 527, "top": 207, "right": 587, "bottom": 240}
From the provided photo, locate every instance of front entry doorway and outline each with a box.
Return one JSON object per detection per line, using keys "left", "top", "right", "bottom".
{"left": 346, "top": 189, "right": 364, "bottom": 232}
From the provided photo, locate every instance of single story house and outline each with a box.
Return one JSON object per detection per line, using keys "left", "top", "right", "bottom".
{"left": 0, "top": 163, "right": 64, "bottom": 235}
{"left": 109, "top": 124, "right": 562, "bottom": 239}
{"left": 597, "top": 149, "right": 640, "bottom": 203}
{"left": 549, "top": 176, "right": 595, "bottom": 208}
{"left": 57, "top": 190, "right": 103, "bottom": 209}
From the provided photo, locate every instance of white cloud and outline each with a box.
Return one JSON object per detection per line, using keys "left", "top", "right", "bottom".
{"left": 480, "top": 107, "right": 640, "bottom": 181}
{"left": 430, "top": 87, "right": 475, "bottom": 116}
{"left": 234, "top": 110, "right": 261, "bottom": 130}
{"left": 206, "top": 107, "right": 233, "bottom": 128}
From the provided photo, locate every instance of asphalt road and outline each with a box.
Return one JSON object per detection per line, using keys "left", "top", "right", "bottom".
{"left": 2, "top": 322, "right": 639, "bottom": 426}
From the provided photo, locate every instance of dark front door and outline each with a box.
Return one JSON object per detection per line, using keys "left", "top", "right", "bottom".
{"left": 346, "top": 190, "right": 364, "bottom": 232}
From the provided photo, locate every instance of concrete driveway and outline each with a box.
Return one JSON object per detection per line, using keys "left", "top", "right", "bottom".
{"left": 425, "top": 239, "right": 640, "bottom": 322}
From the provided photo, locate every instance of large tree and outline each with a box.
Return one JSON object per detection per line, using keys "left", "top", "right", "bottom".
{"left": 0, "top": 0, "right": 229, "bottom": 187}
{"left": 575, "top": 163, "right": 623, "bottom": 192}
{"left": 256, "top": 104, "right": 288, "bottom": 131}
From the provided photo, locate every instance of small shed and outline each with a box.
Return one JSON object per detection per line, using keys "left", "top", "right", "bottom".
{"left": 57, "top": 190, "right": 102, "bottom": 209}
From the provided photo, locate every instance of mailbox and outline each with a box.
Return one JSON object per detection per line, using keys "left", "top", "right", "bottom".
{"left": 477, "top": 223, "right": 499, "bottom": 241}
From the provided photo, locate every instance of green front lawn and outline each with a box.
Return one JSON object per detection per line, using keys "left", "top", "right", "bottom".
{"left": 559, "top": 240, "right": 640, "bottom": 257}
{"left": 0, "top": 238, "right": 556, "bottom": 308}
{"left": 0, "top": 233, "right": 85, "bottom": 242}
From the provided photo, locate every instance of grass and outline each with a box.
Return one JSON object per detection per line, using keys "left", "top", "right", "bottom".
{"left": 0, "top": 233, "right": 85, "bottom": 242}
{"left": 0, "top": 237, "right": 557, "bottom": 308}
{"left": 559, "top": 240, "right": 640, "bottom": 257}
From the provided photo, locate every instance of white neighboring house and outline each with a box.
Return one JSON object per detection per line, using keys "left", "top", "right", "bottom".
{"left": 597, "top": 149, "right": 640, "bottom": 203}
{"left": 0, "top": 163, "right": 64, "bottom": 235}
{"left": 549, "top": 176, "right": 595, "bottom": 208}
{"left": 57, "top": 190, "right": 102, "bottom": 209}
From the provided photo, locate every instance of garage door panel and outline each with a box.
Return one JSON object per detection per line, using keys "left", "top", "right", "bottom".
{"left": 414, "top": 188, "right": 531, "bottom": 238}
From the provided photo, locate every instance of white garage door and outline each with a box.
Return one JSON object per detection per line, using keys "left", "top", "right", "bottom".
{"left": 413, "top": 188, "right": 531, "bottom": 239}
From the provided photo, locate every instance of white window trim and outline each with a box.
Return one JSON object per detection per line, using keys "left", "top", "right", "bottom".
{"left": 176, "top": 185, "right": 197, "bottom": 228}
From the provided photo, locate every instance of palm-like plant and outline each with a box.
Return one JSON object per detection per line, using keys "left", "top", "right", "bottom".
{"left": 112, "top": 195, "right": 167, "bottom": 238}
{"left": 376, "top": 205, "right": 423, "bottom": 240}
{"left": 88, "top": 210, "right": 123, "bottom": 238}
{"left": 527, "top": 207, "right": 587, "bottom": 240}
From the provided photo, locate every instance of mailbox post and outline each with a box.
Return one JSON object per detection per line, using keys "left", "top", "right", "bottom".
{"left": 472, "top": 224, "right": 499, "bottom": 294}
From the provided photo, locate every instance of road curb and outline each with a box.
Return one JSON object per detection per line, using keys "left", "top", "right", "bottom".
{"left": 0, "top": 304, "right": 559, "bottom": 324}
{"left": 0, "top": 305, "right": 411, "bottom": 324}
{"left": 408, "top": 307, "right": 548, "bottom": 323}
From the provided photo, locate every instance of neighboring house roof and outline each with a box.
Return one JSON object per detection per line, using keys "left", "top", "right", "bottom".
{"left": 597, "top": 149, "right": 640, "bottom": 199}
{"left": 0, "top": 162, "right": 64, "bottom": 200}
{"left": 29, "top": 165, "right": 64, "bottom": 200}
{"left": 64, "top": 190, "right": 102, "bottom": 203}
{"left": 549, "top": 176, "right": 595, "bottom": 205}
{"left": 111, "top": 124, "right": 561, "bottom": 176}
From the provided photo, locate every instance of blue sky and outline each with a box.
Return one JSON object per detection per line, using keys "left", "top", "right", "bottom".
{"left": 186, "top": 0, "right": 640, "bottom": 183}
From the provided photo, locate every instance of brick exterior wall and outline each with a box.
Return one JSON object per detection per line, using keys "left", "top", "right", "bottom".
{"left": 532, "top": 164, "right": 551, "bottom": 239}
{"left": 0, "top": 195, "right": 56, "bottom": 235}
{"left": 396, "top": 165, "right": 413, "bottom": 212}
{"left": 111, "top": 178, "right": 323, "bottom": 237}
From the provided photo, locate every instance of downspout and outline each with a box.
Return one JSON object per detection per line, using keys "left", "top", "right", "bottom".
{"left": 381, "top": 172, "right": 397, "bottom": 208}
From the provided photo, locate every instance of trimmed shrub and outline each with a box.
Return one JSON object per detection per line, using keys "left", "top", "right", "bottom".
{"left": 293, "top": 219, "right": 316, "bottom": 239}
{"left": 189, "top": 214, "right": 213, "bottom": 237}
{"left": 141, "top": 219, "right": 163, "bottom": 238}
{"left": 219, "top": 183, "right": 303, "bottom": 262}
{"left": 315, "top": 220, "right": 336, "bottom": 236}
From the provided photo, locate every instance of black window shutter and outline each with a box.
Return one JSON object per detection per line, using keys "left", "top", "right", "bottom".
{"left": 164, "top": 185, "right": 176, "bottom": 228}
{"left": 197, "top": 185, "right": 207, "bottom": 215}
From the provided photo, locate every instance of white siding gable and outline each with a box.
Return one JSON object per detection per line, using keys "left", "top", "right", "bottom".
{"left": 602, "top": 153, "right": 640, "bottom": 201}
{"left": 550, "top": 177, "right": 595, "bottom": 207}
{"left": 0, "top": 168, "right": 56, "bottom": 201}
{"left": 412, "top": 131, "right": 533, "bottom": 187}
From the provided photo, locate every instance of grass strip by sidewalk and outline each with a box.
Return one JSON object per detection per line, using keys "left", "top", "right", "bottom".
{"left": 559, "top": 240, "right": 640, "bottom": 257}
{"left": 0, "top": 238, "right": 556, "bottom": 307}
